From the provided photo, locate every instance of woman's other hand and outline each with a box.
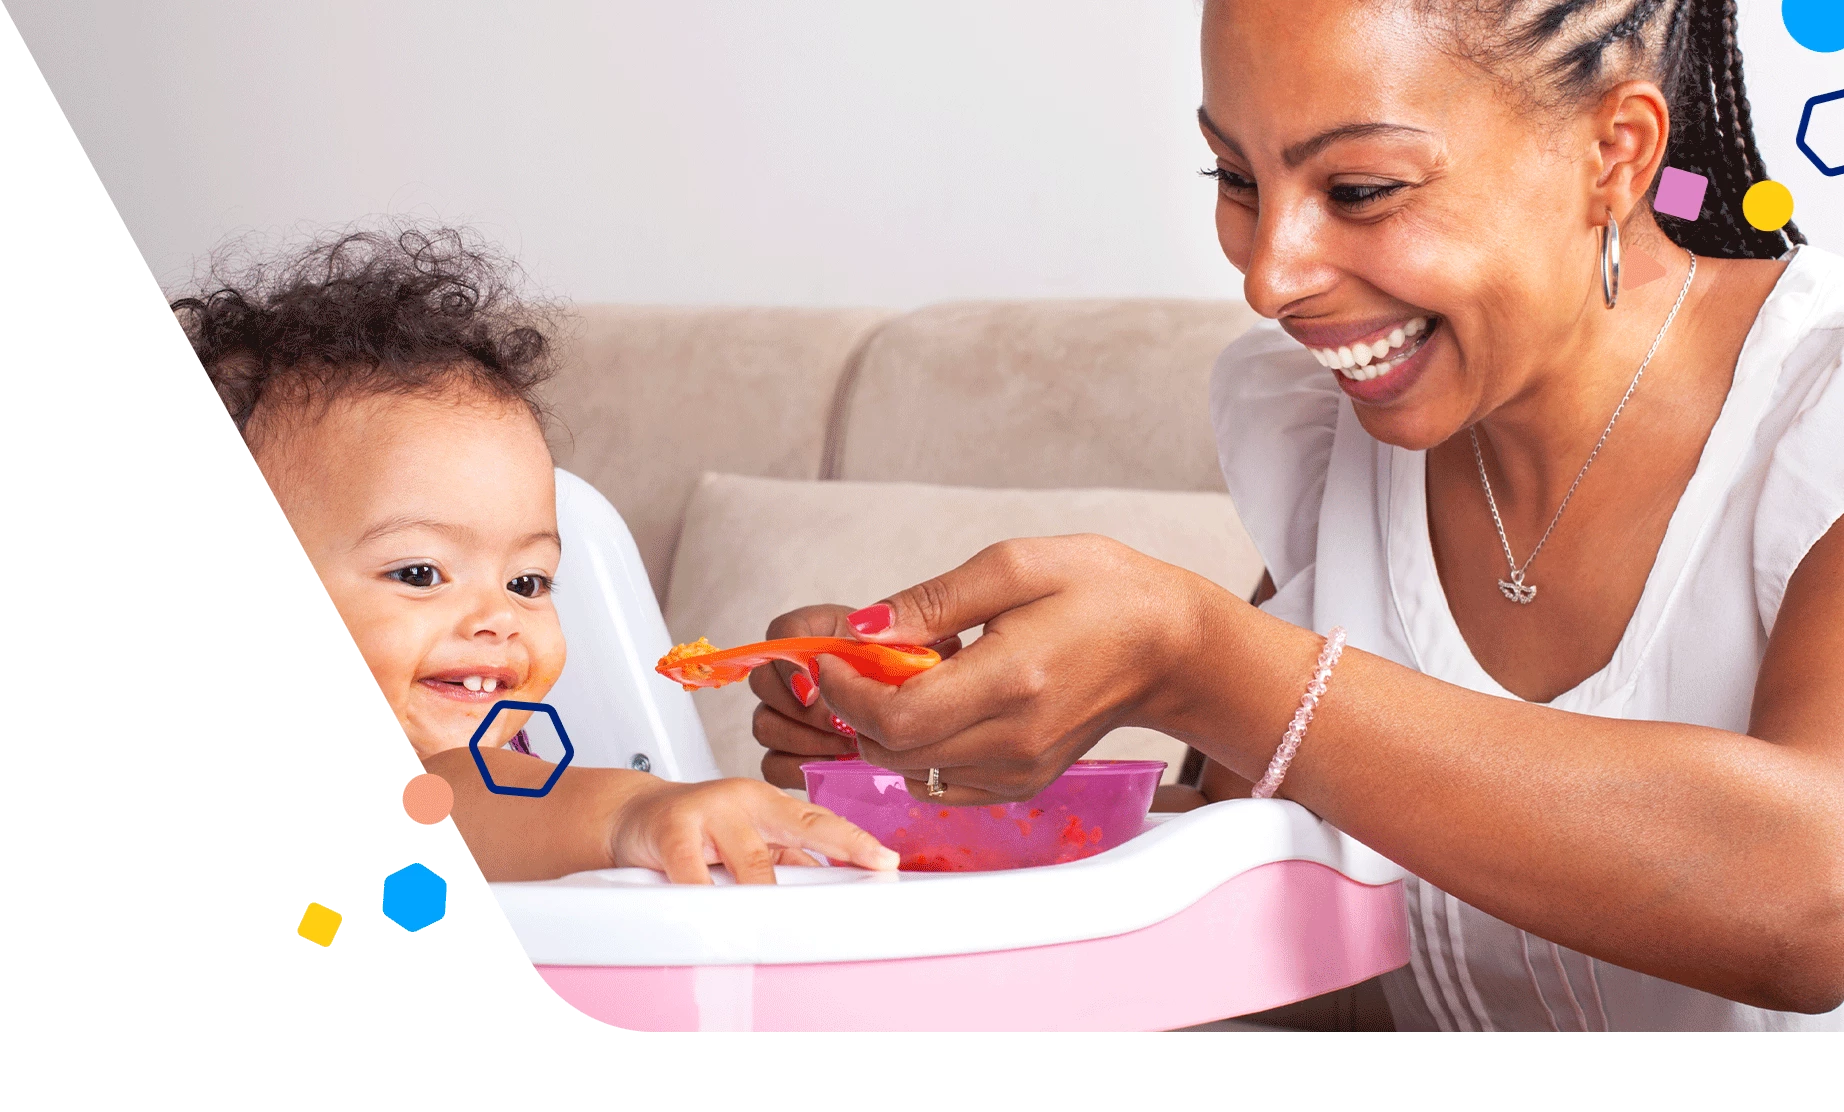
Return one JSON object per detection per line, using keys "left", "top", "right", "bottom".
{"left": 749, "top": 604, "right": 861, "bottom": 786}
{"left": 748, "top": 604, "right": 963, "bottom": 787}
{"left": 815, "top": 534, "right": 1225, "bottom": 804}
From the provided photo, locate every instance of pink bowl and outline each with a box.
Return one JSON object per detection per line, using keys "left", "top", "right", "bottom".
{"left": 802, "top": 759, "right": 1165, "bottom": 872}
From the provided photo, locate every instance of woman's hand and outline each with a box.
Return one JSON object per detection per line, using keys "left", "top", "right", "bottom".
{"left": 747, "top": 605, "right": 964, "bottom": 787}
{"left": 609, "top": 776, "right": 899, "bottom": 884}
{"left": 804, "top": 534, "right": 1230, "bottom": 804}
{"left": 748, "top": 605, "right": 869, "bottom": 788}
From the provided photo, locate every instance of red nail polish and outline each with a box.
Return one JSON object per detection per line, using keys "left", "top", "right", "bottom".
{"left": 831, "top": 715, "right": 857, "bottom": 738}
{"left": 848, "top": 603, "right": 893, "bottom": 635}
{"left": 790, "top": 671, "right": 818, "bottom": 707}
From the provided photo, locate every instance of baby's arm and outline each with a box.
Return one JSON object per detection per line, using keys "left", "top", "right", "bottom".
{"left": 1150, "top": 757, "right": 1255, "bottom": 811}
{"left": 423, "top": 746, "right": 897, "bottom": 883}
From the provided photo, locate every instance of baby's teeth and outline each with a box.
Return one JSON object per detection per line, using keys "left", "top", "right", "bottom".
{"left": 1310, "top": 348, "right": 1328, "bottom": 367}
{"left": 1355, "top": 344, "right": 1374, "bottom": 367}
{"left": 1389, "top": 328, "right": 1405, "bottom": 349}
{"left": 1406, "top": 317, "right": 1425, "bottom": 337}
{"left": 1337, "top": 346, "right": 1355, "bottom": 369}
{"left": 463, "top": 676, "right": 483, "bottom": 692}
{"left": 484, "top": 677, "right": 499, "bottom": 693}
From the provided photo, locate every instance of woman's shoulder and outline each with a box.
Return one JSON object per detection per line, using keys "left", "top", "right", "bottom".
{"left": 1209, "top": 318, "right": 1346, "bottom": 591}
{"left": 1755, "top": 245, "right": 1844, "bottom": 346}
{"left": 1747, "top": 245, "right": 1844, "bottom": 634}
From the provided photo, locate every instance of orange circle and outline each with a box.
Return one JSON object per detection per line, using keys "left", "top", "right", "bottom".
{"left": 402, "top": 773, "right": 455, "bottom": 824}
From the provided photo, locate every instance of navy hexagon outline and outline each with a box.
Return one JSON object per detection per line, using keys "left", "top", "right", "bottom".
{"left": 1797, "top": 89, "right": 1844, "bottom": 177}
{"left": 468, "top": 700, "right": 574, "bottom": 797}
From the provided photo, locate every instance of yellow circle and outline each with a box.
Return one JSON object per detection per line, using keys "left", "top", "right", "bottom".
{"left": 1743, "top": 181, "right": 1795, "bottom": 232}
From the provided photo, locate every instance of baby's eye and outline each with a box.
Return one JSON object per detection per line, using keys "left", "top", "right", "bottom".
{"left": 507, "top": 574, "right": 552, "bottom": 599}
{"left": 390, "top": 564, "right": 442, "bottom": 588}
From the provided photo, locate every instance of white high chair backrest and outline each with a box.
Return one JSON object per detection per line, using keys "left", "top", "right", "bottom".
{"left": 545, "top": 469, "right": 721, "bottom": 782}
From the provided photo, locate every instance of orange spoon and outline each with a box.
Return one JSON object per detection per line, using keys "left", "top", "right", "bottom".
{"left": 657, "top": 636, "right": 940, "bottom": 691}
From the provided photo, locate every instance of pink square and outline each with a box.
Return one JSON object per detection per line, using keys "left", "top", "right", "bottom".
{"left": 1654, "top": 167, "right": 1708, "bottom": 222}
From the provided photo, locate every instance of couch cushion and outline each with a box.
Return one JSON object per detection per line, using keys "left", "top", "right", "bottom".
{"left": 665, "top": 473, "right": 1265, "bottom": 782}
{"left": 545, "top": 305, "right": 895, "bottom": 601}
{"left": 826, "top": 299, "right": 1260, "bottom": 492}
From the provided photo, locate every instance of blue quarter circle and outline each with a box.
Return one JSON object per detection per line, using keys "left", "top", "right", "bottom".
{"left": 1785, "top": 1, "right": 1844, "bottom": 53}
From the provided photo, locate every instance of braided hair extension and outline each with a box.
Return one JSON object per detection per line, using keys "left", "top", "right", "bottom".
{"left": 1449, "top": 0, "right": 1803, "bottom": 260}
{"left": 1659, "top": 0, "right": 1804, "bottom": 257}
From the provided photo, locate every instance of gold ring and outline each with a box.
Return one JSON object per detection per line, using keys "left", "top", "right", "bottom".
{"left": 926, "top": 768, "right": 945, "bottom": 798}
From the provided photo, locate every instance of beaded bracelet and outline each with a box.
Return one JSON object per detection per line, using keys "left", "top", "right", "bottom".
{"left": 1251, "top": 626, "right": 1347, "bottom": 800}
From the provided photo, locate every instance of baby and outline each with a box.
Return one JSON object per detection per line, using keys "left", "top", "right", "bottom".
{"left": 174, "top": 226, "right": 897, "bottom": 883}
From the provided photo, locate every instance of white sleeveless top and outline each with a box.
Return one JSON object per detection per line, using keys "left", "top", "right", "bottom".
{"left": 1211, "top": 245, "right": 1844, "bottom": 1031}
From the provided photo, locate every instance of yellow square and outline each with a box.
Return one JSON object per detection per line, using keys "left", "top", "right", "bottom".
{"left": 297, "top": 902, "right": 342, "bottom": 947}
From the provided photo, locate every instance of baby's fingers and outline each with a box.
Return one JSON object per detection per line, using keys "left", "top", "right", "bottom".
{"left": 779, "top": 804, "right": 899, "bottom": 872}
{"left": 709, "top": 818, "right": 780, "bottom": 885}
{"left": 654, "top": 825, "right": 716, "bottom": 886}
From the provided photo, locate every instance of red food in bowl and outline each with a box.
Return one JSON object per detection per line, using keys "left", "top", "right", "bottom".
{"left": 801, "top": 759, "right": 1165, "bottom": 872}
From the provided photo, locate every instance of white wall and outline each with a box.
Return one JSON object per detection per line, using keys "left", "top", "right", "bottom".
{"left": 6, "top": 0, "right": 1838, "bottom": 307}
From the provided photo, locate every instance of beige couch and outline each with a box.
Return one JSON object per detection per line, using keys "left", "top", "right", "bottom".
{"left": 544, "top": 299, "right": 1267, "bottom": 784}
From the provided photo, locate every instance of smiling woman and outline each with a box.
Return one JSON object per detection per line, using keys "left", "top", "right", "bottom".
{"left": 754, "top": 0, "right": 1844, "bottom": 1030}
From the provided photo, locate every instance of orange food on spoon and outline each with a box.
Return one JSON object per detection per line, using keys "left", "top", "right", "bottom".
{"left": 656, "top": 636, "right": 940, "bottom": 691}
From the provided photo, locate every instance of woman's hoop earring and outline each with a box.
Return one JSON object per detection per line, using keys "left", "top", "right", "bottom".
{"left": 1600, "top": 210, "right": 1622, "bottom": 310}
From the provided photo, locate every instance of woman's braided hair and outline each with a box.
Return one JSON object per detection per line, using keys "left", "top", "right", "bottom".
{"left": 1449, "top": 0, "right": 1802, "bottom": 260}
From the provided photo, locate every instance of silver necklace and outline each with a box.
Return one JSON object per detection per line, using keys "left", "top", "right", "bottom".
{"left": 1470, "top": 250, "right": 1697, "bottom": 605}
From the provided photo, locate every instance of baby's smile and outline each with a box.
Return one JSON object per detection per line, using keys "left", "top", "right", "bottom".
{"left": 418, "top": 665, "right": 522, "bottom": 702}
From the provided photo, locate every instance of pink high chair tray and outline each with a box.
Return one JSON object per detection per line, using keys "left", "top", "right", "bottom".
{"left": 495, "top": 800, "right": 1412, "bottom": 1031}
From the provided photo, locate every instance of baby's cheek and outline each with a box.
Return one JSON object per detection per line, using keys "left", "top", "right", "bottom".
{"left": 526, "top": 611, "right": 568, "bottom": 700}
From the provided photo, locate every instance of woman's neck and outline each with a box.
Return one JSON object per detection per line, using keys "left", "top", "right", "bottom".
{"left": 1468, "top": 222, "right": 1718, "bottom": 507}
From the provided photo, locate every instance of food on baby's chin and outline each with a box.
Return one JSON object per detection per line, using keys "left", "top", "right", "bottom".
{"left": 658, "top": 638, "right": 719, "bottom": 691}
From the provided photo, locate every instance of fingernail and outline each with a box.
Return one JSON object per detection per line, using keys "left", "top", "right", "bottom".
{"left": 830, "top": 715, "right": 857, "bottom": 738}
{"left": 790, "top": 671, "right": 819, "bottom": 707}
{"left": 848, "top": 603, "right": 893, "bottom": 635}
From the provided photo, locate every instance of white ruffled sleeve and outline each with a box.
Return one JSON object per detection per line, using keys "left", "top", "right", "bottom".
{"left": 1209, "top": 319, "right": 1343, "bottom": 629}
{"left": 1754, "top": 322, "right": 1844, "bottom": 637}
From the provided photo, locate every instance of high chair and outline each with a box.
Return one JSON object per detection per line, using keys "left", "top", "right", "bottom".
{"left": 495, "top": 469, "right": 1410, "bottom": 1030}
{"left": 541, "top": 469, "right": 721, "bottom": 782}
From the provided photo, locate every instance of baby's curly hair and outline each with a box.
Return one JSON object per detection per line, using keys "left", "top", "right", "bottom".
{"left": 172, "top": 224, "right": 558, "bottom": 448}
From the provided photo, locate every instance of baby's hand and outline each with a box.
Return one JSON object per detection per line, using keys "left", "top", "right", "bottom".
{"left": 609, "top": 777, "right": 899, "bottom": 884}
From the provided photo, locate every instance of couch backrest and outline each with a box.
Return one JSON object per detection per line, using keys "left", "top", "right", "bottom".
{"left": 546, "top": 299, "right": 1259, "bottom": 602}
{"left": 825, "top": 299, "right": 1260, "bottom": 492}
{"left": 545, "top": 305, "right": 894, "bottom": 597}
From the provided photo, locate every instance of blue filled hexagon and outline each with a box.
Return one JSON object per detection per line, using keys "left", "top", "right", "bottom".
{"left": 382, "top": 863, "right": 447, "bottom": 932}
